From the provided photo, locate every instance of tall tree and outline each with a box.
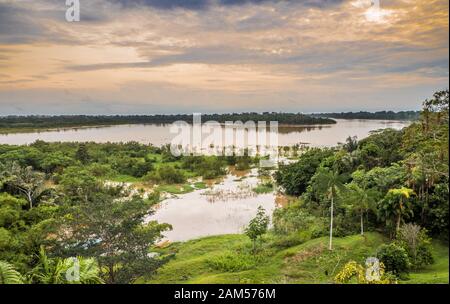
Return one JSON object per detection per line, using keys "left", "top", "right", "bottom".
{"left": 75, "top": 144, "right": 90, "bottom": 164}
{"left": 56, "top": 175, "right": 171, "bottom": 283}
{"left": 345, "top": 183, "right": 377, "bottom": 235}
{"left": 379, "top": 187, "right": 415, "bottom": 235}
{"left": 0, "top": 163, "right": 47, "bottom": 209}
{"left": 312, "top": 167, "right": 346, "bottom": 250}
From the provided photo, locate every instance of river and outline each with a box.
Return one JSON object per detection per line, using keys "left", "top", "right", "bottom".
{"left": 0, "top": 119, "right": 409, "bottom": 147}
{"left": 0, "top": 119, "right": 411, "bottom": 242}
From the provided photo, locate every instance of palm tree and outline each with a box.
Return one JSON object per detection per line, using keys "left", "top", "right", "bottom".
{"left": 345, "top": 183, "right": 377, "bottom": 235}
{"left": 0, "top": 261, "right": 24, "bottom": 284}
{"left": 380, "top": 187, "right": 415, "bottom": 234}
{"left": 313, "top": 167, "right": 347, "bottom": 250}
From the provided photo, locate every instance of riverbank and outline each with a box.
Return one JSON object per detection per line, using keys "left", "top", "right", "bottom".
{"left": 145, "top": 232, "right": 449, "bottom": 284}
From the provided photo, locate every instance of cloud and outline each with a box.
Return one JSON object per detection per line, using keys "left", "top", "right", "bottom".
{"left": 109, "top": 0, "right": 344, "bottom": 10}
{"left": 0, "top": 2, "right": 46, "bottom": 43}
{"left": 0, "top": 0, "right": 448, "bottom": 114}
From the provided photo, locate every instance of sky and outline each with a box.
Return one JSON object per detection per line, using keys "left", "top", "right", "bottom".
{"left": 0, "top": 0, "right": 448, "bottom": 115}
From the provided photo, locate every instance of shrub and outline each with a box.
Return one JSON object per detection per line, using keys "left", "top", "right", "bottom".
{"left": 253, "top": 182, "right": 274, "bottom": 194}
{"left": 144, "top": 166, "right": 185, "bottom": 184}
{"left": 245, "top": 206, "right": 269, "bottom": 253}
{"left": 396, "top": 224, "right": 434, "bottom": 269}
{"left": 207, "top": 252, "right": 257, "bottom": 272}
{"left": 86, "top": 163, "right": 114, "bottom": 177}
{"left": 111, "top": 156, "right": 153, "bottom": 177}
{"left": 181, "top": 156, "right": 226, "bottom": 179}
{"left": 272, "top": 203, "right": 321, "bottom": 235}
{"left": 376, "top": 243, "right": 410, "bottom": 276}
{"left": 270, "top": 231, "right": 311, "bottom": 249}
{"left": 235, "top": 156, "right": 251, "bottom": 171}
{"left": 334, "top": 261, "right": 397, "bottom": 284}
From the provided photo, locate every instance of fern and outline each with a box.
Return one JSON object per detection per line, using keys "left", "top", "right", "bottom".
{"left": 0, "top": 261, "right": 24, "bottom": 284}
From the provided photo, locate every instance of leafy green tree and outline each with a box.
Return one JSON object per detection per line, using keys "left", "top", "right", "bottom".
{"left": 56, "top": 179, "right": 171, "bottom": 284}
{"left": 345, "top": 183, "right": 377, "bottom": 235}
{"left": 357, "top": 128, "right": 404, "bottom": 170}
{"left": 0, "top": 163, "right": 47, "bottom": 209}
{"left": 144, "top": 165, "right": 186, "bottom": 184}
{"left": 342, "top": 136, "right": 358, "bottom": 153}
{"left": 75, "top": 144, "right": 90, "bottom": 164}
{"left": 0, "top": 192, "right": 59, "bottom": 274}
{"left": 245, "top": 206, "right": 269, "bottom": 253}
{"left": 380, "top": 187, "right": 415, "bottom": 234}
{"left": 396, "top": 224, "right": 433, "bottom": 269}
{"left": 275, "top": 148, "right": 333, "bottom": 196}
{"left": 376, "top": 243, "right": 411, "bottom": 276}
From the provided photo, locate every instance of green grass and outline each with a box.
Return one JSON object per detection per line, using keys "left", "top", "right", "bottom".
{"left": 253, "top": 183, "right": 274, "bottom": 194}
{"left": 146, "top": 232, "right": 449, "bottom": 284}
{"left": 193, "top": 182, "right": 208, "bottom": 189}
{"left": 404, "top": 241, "right": 449, "bottom": 284}
{"left": 157, "top": 184, "right": 195, "bottom": 194}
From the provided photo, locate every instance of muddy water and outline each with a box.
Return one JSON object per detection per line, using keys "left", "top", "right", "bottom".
{"left": 146, "top": 169, "right": 279, "bottom": 242}
{"left": 0, "top": 119, "right": 410, "bottom": 147}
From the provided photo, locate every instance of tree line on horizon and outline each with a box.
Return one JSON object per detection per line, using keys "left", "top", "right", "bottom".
{"left": 312, "top": 110, "right": 420, "bottom": 121}
{"left": 0, "top": 113, "right": 335, "bottom": 131}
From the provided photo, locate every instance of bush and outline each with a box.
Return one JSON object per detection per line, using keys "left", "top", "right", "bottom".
{"left": 274, "top": 148, "right": 333, "bottom": 196}
{"left": 181, "top": 156, "right": 226, "bottom": 179}
{"left": 396, "top": 224, "right": 434, "bottom": 269}
{"left": 144, "top": 165, "right": 185, "bottom": 184}
{"left": 270, "top": 231, "right": 311, "bottom": 249}
{"left": 334, "top": 261, "right": 397, "bottom": 284}
{"left": 253, "top": 182, "right": 274, "bottom": 194}
{"left": 207, "top": 252, "right": 257, "bottom": 272}
{"left": 111, "top": 156, "right": 153, "bottom": 177}
{"left": 235, "top": 156, "right": 251, "bottom": 171}
{"left": 245, "top": 206, "right": 269, "bottom": 253}
{"left": 272, "top": 203, "right": 318, "bottom": 235}
{"left": 376, "top": 243, "right": 410, "bottom": 276}
{"left": 86, "top": 163, "right": 114, "bottom": 177}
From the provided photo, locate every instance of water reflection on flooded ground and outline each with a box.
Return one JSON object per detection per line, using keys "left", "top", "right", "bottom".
{"left": 146, "top": 168, "right": 278, "bottom": 242}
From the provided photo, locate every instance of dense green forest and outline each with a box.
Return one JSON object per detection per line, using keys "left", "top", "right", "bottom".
{"left": 0, "top": 90, "right": 448, "bottom": 284}
{"left": 312, "top": 111, "right": 420, "bottom": 120}
{"left": 0, "top": 113, "right": 335, "bottom": 134}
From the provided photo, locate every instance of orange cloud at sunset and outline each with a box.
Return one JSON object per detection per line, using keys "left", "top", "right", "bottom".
{"left": 0, "top": 0, "right": 448, "bottom": 114}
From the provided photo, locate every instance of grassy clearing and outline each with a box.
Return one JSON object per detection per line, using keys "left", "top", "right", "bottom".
{"left": 404, "top": 241, "right": 449, "bottom": 284}
{"left": 146, "top": 232, "right": 448, "bottom": 284}
{"left": 156, "top": 184, "right": 195, "bottom": 194}
{"left": 193, "top": 182, "right": 208, "bottom": 189}
{"left": 253, "top": 183, "right": 274, "bottom": 194}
